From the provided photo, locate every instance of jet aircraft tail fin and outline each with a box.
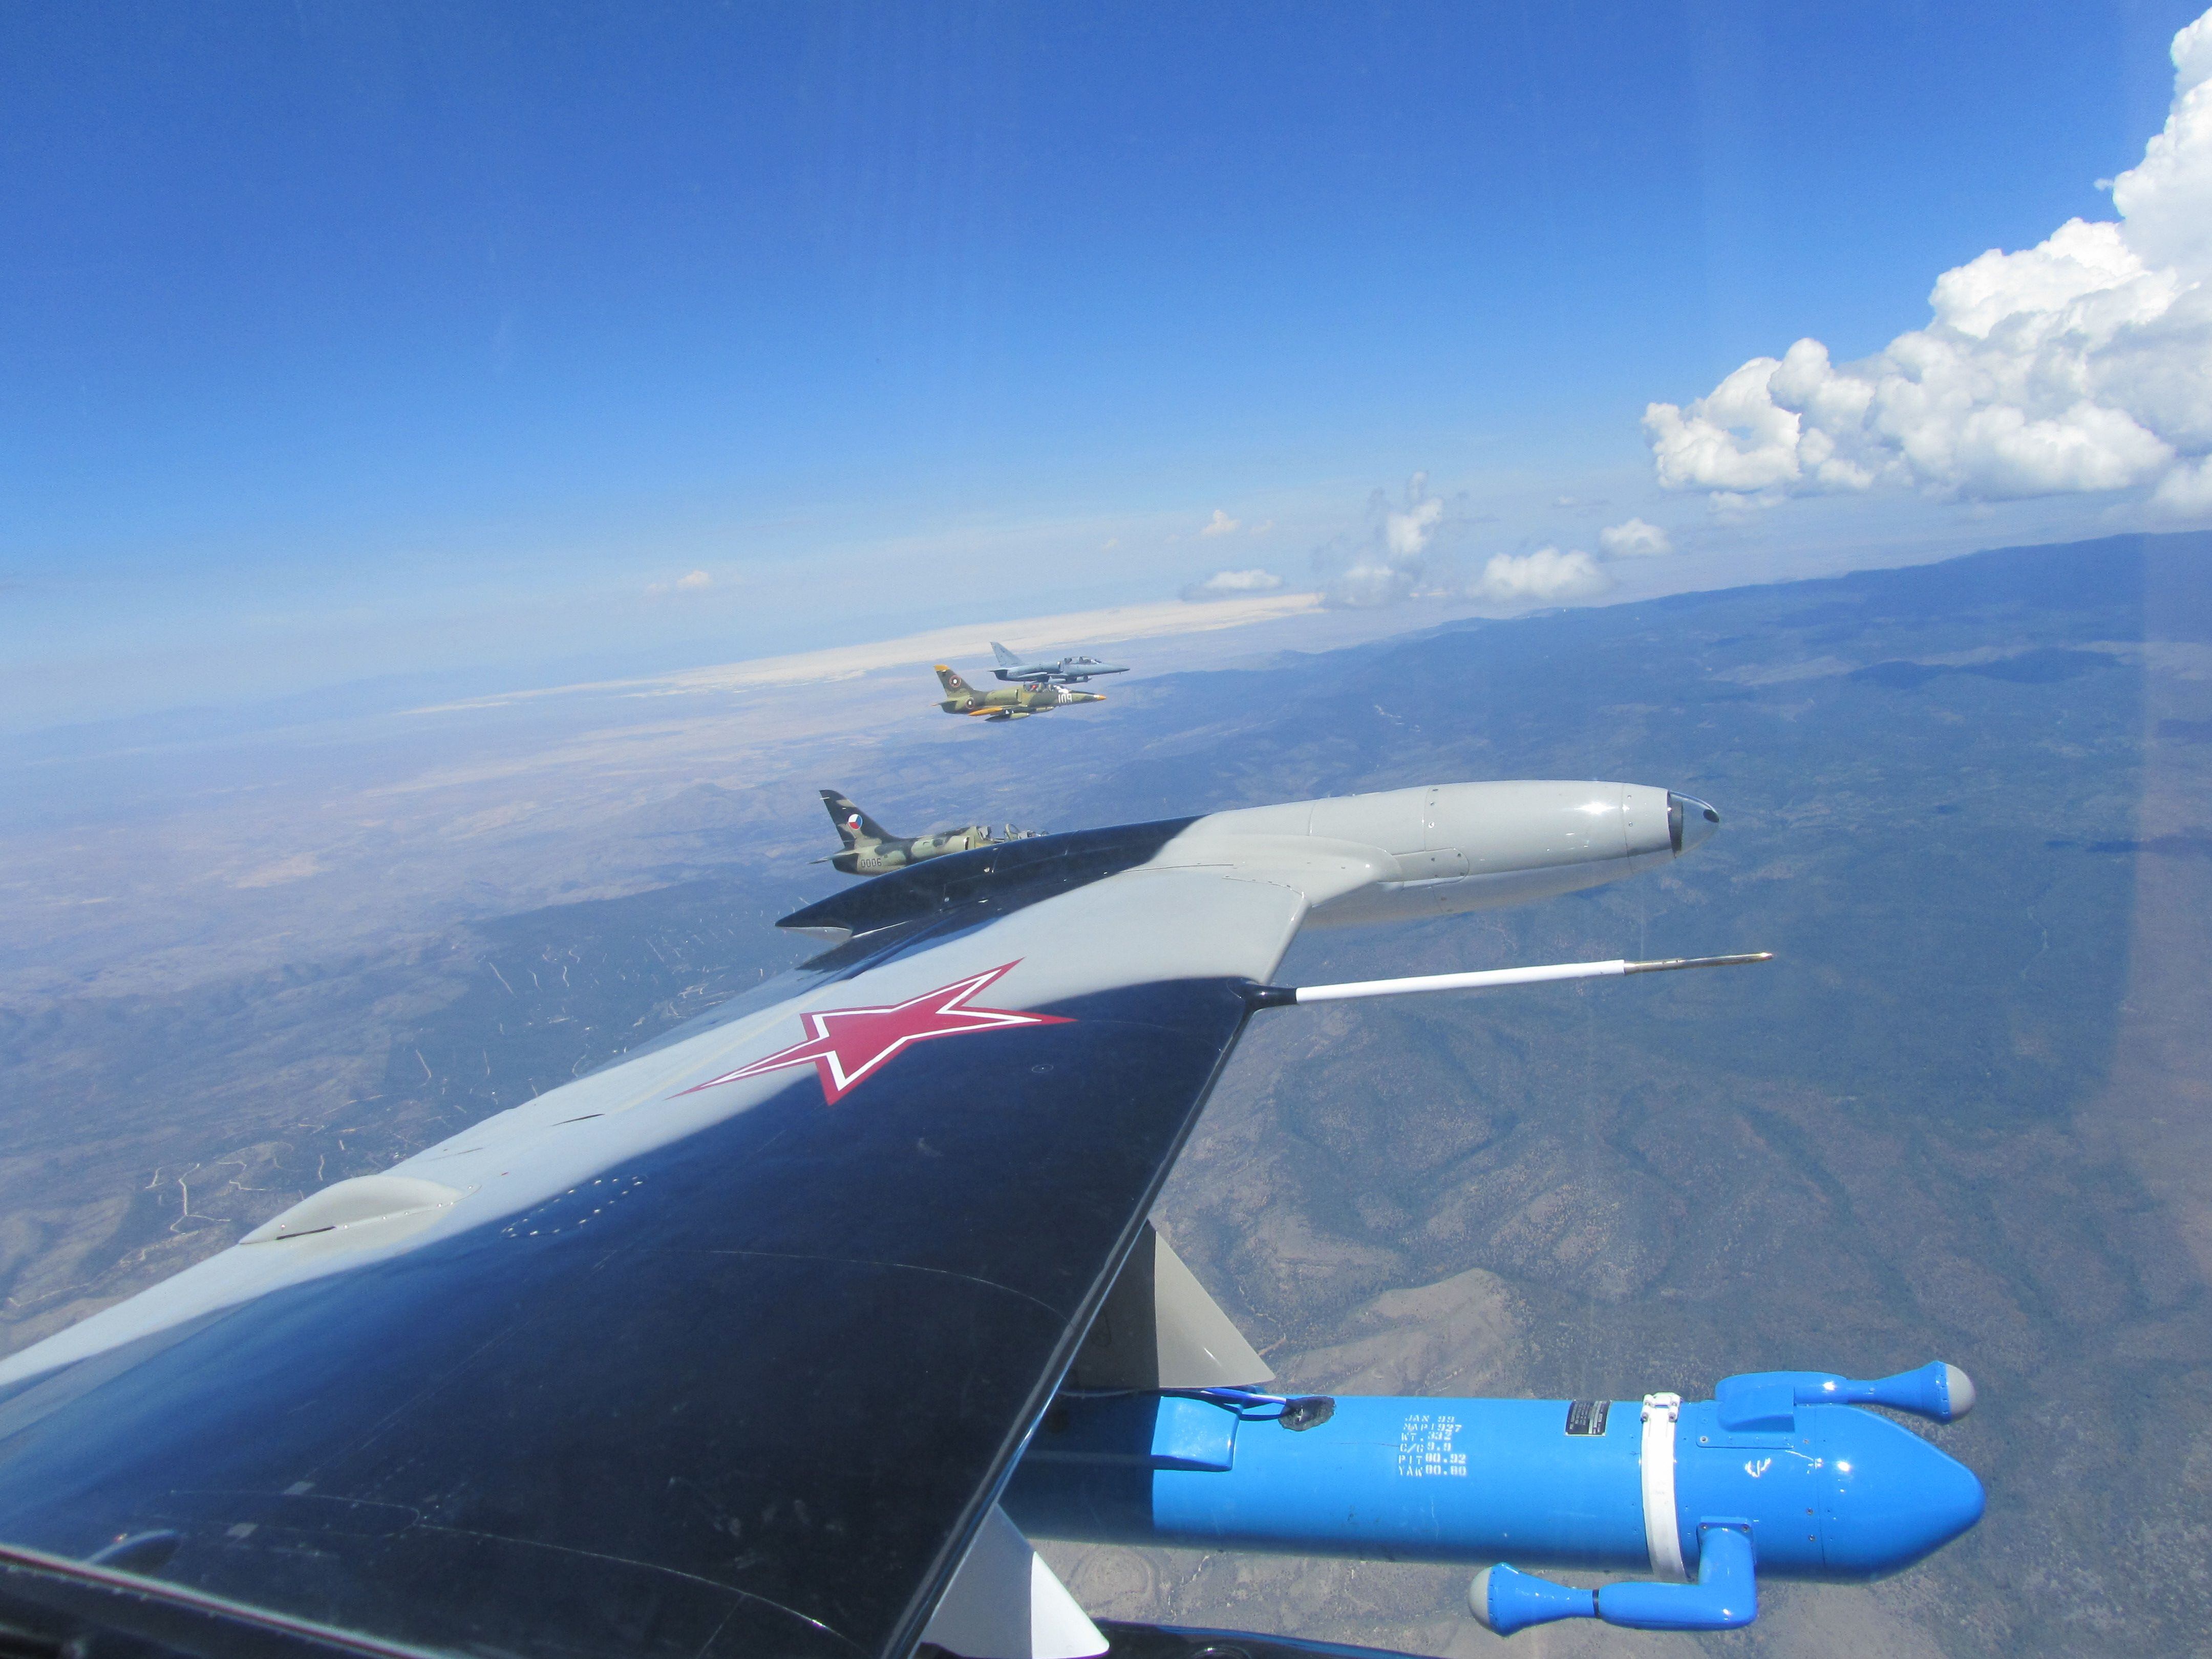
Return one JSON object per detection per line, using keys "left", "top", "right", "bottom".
{"left": 935, "top": 664, "right": 979, "bottom": 698}
{"left": 990, "top": 641, "right": 1022, "bottom": 667}
{"left": 820, "top": 789, "right": 892, "bottom": 848}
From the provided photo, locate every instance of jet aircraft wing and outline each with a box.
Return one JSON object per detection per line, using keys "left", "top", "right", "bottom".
{"left": 0, "top": 782, "right": 1738, "bottom": 1659}
{"left": 0, "top": 818, "right": 1350, "bottom": 1659}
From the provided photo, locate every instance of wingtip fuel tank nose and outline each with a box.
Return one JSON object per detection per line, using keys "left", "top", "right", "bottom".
{"left": 1668, "top": 792, "right": 1721, "bottom": 856}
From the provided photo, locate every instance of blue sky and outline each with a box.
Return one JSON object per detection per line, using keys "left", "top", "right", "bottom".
{"left": 5, "top": 1, "right": 2206, "bottom": 726}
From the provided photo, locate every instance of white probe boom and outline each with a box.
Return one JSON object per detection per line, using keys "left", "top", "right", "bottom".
{"left": 1248, "top": 952, "right": 1772, "bottom": 1008}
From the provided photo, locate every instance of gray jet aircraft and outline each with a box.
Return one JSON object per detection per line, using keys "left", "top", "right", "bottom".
{"left": 989, "top": 641, "right": 1129, "bottom": 685}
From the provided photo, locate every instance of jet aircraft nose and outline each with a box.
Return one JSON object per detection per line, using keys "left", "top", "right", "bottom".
{"left": 1668, "top": 791, "right": 1721, "bottom": 856}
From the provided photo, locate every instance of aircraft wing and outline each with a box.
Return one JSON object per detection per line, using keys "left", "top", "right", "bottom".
{"left": 0, "top": 817, "right": 1352, "bottom": 1659}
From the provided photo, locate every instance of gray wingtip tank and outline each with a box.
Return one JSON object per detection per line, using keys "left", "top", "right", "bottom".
{"left": 782, "top": 777, "right": 1731, "bottom": 941}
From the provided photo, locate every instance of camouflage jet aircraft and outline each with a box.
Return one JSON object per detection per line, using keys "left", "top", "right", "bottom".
{"left": 933, "top": 664, "right": 1105, "bottom": 720}
{"left": 988, "top": 641, "right": 1129, "bottom": 685}
{"left": 815, "top": 790, "right": 1035, "bottom": 877}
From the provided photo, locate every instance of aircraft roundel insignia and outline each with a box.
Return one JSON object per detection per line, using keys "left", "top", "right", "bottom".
{"left": 676, "top": 961, "right": 1071, "bottom": 1105}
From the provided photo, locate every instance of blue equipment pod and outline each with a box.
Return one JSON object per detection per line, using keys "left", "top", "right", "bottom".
{"left": 1010, "top": 1394, "right": 1651, "bottom": 1568}
{"left": 1006, "top": 1366, "right": 1984, "bottom": 1597}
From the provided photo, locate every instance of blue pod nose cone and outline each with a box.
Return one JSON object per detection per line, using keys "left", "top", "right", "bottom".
{"left": 1816, "top": 1407, "right": 1986, "bottom": 1577}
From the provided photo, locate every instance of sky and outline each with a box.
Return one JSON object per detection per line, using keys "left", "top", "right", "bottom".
{"left": 5, "top": 0, "right": 2210, "bottom": 729}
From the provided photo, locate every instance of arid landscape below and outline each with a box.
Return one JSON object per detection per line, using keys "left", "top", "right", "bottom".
{"left": 5, "top": 531, "right": 2210, "bottom": 1656}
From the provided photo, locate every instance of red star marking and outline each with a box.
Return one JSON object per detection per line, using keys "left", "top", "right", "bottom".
{"left": 676, "top": 961, "right": 1071, "bottom": 1105}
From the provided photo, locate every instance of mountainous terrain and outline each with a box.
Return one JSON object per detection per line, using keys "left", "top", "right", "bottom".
{"left": 5, "top": 530, "right": 2208, "bottom": 1657}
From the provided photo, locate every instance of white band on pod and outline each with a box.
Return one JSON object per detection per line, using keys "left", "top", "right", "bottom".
{"left": 1640, "top": 1392, "right": 1687, "bottom": 1582}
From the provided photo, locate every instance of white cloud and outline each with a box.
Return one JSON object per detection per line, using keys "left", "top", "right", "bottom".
{"left": 1308, "top": 474, "right": 1619, "bottom": 612}
{"left": 1200, "top": 509, "right": 1242, "bottom": 537}
{"left": 2154, "top": 454, "right": 2212, "bottom": 513}
{"left": 1181, "top": 568, "right": 1286, "bottom": 601}
{"left": 1326, "top": 474, "right": 1452, "bottom": 606}
{"left": 1645, "top": 7, "right": 2212, "bottom": 516}
{"left": 1598, "top": 517, "right": 1674, "bottom": 557}
{"left": 1476, "top": 547, "right": 1611, "bottom": 604}
{"left": 1330, "top": 560, "right": 1409, "bottom": 607}
{"left": 1385, "top": 495, "right": 1443, "bottom": 558}
{"left": 645, "top": 569, "right": 714, "bottom": 597}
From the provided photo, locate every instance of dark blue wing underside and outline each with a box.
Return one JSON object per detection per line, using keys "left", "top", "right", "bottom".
{"left": 0, "top": 979, "right": 1255, "bottom": 1659}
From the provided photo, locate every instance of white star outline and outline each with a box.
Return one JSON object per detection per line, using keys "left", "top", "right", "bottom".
{"left": 675, "top": 960, "right": 1071, "bottom": 1104}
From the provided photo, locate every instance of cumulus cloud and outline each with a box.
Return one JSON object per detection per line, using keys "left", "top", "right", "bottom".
{"left": 1598, "top": 516, "right": 1674, "bottom": 557}
{"left": 1470, "top": 515, "right": 1668, "bottom": 604}
{"left": 1476, "top": 546, "right": 1611, "bottom": 603}
{"left": 1326, "top": 475, "right": 1451, "bottom": 606}
{"left": 645, "top": 569, "right": 714, "bottom": 597}
{"left": 1387, "top": 496, "right": 1442, "bottom": 555}
{"left": 1305, "top": 475, "right": 1649, "bottom": 610}
{"left": 1199, "top": 509, "right": 1241, "bottom": 536}
{"left": 1181, "top": 567, "right": 1285, "bottom": 601}
{"left": 1645, "top": 7, "right": 2212, "bottom": 516}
